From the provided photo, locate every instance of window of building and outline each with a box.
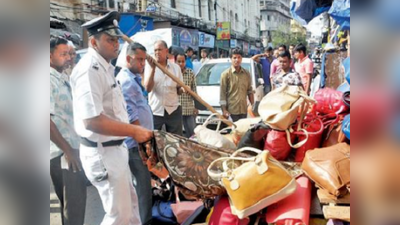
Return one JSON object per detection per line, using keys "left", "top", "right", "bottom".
{"left": 267, "top": 15, "right": 270, "bottom": 21}
{"left": 208, "top": 0, "right": 212, "bottom": 21}
{"left": 109, "top": 0, "right": 115, "bottom": 9}
{"left": 171, "top": 0, "right": 176, "bottom": 8}
{"left": 223, "top": 7, "right": 226, "bottom": 20}
{"left": 235, "top": 13, "right": 238, "bottom": 30}
{"left": 198, "top": 0, "right": 202, "bottom": 17}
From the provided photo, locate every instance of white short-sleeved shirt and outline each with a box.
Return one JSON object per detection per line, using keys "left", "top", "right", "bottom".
{"left": 70, "top": 48, "right": 129, "bottom": 142}
{"left": 144, "top": 61, "right": 183, "bottom": 116}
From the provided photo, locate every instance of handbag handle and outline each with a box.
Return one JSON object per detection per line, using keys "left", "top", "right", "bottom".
{"left": 203, "top": 113, "right": 236, "bottom": 132}
{"left": 207, "top": 148, "right": 262, "bottom": 180}
{"left": 300, "top": 115, "right": 324, "bottom": 135}
{"left": 230, "top": 147, "right": 263, "bottom": 158}
{"left": 286, "top": 128, "right": 309, "bottom": 148}
{"left": 223, "top": 147, "right": 263, "bottom": 171}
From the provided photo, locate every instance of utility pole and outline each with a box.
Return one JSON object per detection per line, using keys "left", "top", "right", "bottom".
{"left": 214, "top": 1, "right": 219, "bottom": 58}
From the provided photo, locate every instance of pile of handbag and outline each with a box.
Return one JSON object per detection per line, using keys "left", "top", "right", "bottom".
{"left": 139, "top": 122, "right": 302, "bottom": 223}
{"left": 138, "top": 83, "right": 351, "bottom": 224}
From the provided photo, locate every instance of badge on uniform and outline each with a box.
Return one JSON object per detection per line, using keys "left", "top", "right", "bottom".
{"left": 92, "top": 62, "right": 99, "bottom": 70}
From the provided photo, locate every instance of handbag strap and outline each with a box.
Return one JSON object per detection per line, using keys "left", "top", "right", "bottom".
{"left": 230, "top": 147, "right": 263, "bottom": 158}
{"left": 203, "top": 113, "right": 236, "bottom": 132}
{"left": 207, "top": 148, "right": 262, "bottom": 180}
{"left": 286, "top": 128, "right": 309, "bottom": 148}
{"left": 174, "top": 186, "right": 181, "bottom": 203}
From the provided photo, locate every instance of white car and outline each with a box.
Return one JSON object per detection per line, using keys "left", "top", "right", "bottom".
{"left": 194, "top": 58, "right": 264, "bottom": 125}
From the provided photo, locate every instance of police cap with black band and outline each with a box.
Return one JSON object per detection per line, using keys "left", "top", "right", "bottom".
{"left": 81, "top": 11, "right": 123, "bottom": 37}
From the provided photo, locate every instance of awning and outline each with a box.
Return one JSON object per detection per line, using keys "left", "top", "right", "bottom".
{"left": 290, "top": 0, "right": 335, "bottom": 25}
{"left": 329, "top": 0, "right": 350, "bottom": 30}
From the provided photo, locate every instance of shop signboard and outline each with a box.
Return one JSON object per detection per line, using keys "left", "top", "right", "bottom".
{"left": 172, "top": 26, "right": 199, "bottom": 51}
{"left": 243, "top": 42, "right": 249, "bottom": 54}
{"left": 230, "top": 39, "right": 237, "bottom": 48}
{"left": 216, "top": 22, "right": 231, "bottom": 40}
{"left": 199, "top": 32, "right": 215, "bottom": 48}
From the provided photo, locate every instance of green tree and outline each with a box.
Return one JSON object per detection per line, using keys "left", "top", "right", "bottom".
{"left": 271, "top": 25, "right": 307, "bottom": 48}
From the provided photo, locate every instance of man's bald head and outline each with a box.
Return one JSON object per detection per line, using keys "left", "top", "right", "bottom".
{"left": 154, "top": 40, "right": 169, "bottom": 64}
{"left": 154, "top": 40, "right": 168, "bottom": 49}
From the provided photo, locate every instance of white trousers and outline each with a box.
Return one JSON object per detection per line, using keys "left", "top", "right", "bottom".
{"left": 80, "top": 144, "right": 142, "bottom": 225}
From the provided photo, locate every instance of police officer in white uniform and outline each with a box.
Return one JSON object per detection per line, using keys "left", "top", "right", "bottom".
{"left": 70, "top": 11, "right": 153, "bottom": 225}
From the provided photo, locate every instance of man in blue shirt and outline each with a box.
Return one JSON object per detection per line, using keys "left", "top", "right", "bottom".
{"left": 185, "top": 47, "right": 194, "bottom": 70}
{"left": 116, "top": 42, "right": 155, "bottom": 225}
{"left": 252, "top": 47, "right": 275, "bottom": 95}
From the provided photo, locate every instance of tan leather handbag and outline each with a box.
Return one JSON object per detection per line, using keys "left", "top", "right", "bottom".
{"left": 207, "top": 148, "right": 297, "bottom": 219}
{"left": 259, "top": 85, "right": 316, "bottom": 131}
{"left": 302, "top": 143, "right": 350, "bottom": 197}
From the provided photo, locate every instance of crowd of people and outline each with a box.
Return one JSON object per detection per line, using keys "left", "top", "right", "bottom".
{"left": 50, "top": 11, "right": 315, "bottom": 225}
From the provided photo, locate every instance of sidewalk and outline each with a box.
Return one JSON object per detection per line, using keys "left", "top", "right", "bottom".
{"left": 50, "top": 182, "right": 105, "bottom": 225}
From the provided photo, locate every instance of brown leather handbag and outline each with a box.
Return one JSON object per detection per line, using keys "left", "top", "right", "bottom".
{"left": 322, "top": 123, "right": 347, "bottom": 148}
{"left": 301, "top": 143, "right": 350, "bottom": 197}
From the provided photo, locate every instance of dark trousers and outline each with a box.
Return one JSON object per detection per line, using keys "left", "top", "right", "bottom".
{"left": 154, "top": 106, "right": 183, "bottom": 136}
{"left": 128, "top": 147, "right": 152, "bottom": 225}
{"left": 264, "top": 83, "right": 271, "bottom": 96}
{"left": 50, "top": 155, "right": 87, "bottom": 225}
{"left": 183, "top": 115, "right": 196, "bottom": 138}
{"left": 231, "top": 114, "right": 247, "bottom": 122}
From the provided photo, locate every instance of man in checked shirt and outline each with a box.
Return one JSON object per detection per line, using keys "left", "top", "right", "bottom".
{"left": 175, "top": 52, "right": 198, "bottom": 138}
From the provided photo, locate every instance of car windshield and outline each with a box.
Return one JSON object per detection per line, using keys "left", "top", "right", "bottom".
{"left": 196, "top": 63, "right": 251, "bottom": 86}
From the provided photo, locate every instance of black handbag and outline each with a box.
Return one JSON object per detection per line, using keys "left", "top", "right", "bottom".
{"left": 237, "top": 122, "right": 270, "bottom": 149}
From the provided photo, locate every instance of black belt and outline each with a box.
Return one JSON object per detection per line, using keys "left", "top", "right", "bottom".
{"left": 81, "top": 137, "right": 125, "bottom": 148}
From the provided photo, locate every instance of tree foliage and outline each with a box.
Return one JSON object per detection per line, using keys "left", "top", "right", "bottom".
{"left": 271, "top": 26, "right": 307, "bottom": 48}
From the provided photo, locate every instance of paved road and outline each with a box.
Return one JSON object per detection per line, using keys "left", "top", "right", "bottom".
{"left": 50, "top": 182, "right": 105, "bottom": 225}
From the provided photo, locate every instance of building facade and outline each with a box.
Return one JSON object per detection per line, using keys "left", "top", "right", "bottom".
{"left": 141, "top": 0, "right": 260, "bottom": 40}
{"left": 259, "top": 0, "right": 291, "bottom": 46}
{"left": 50, "top": 0, "right": 262, "bottom": 51}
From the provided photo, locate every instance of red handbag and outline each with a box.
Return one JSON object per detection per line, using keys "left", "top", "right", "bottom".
{"left": 264, "top": 129, "right": 296, "bottom": 161}
{"left": 293, "top": 114, "right": 324, "bottom": 162}
{"left": 313, "top": 88, "right": 350, "bottom": 115}
{"left": 208, "top": 196, "right": 250, "bottom": 225}
{"left": 266, "top": 176, "right": 312, "bottom": 225}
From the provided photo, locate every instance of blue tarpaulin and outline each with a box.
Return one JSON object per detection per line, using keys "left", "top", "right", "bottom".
{"left": 329, "top": 0, "right": 350, "bottom": 30}
{"left": 291, "top": 0, "right": 334, "bottom": 25}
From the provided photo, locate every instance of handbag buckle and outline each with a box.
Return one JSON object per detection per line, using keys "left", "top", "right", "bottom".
{"left": 230, "top": 179, "right": 240, "bottom": 190}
